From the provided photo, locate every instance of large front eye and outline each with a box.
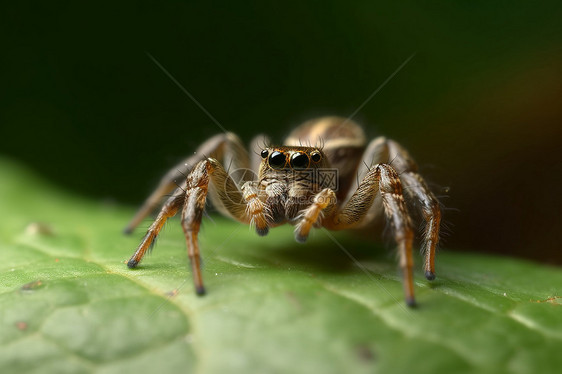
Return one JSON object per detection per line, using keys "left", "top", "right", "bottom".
{"left": 268, "top": 151, "right": 287, "bottom": 169}
{"left": 290, "top": 152, "right": 310, "bottom": 169}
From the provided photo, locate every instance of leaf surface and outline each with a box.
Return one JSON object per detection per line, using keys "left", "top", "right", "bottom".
{"left": 0, "top": 158, "right": 560, "bottom": 374}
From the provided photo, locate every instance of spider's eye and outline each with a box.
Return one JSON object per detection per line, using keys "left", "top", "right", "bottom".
{"left": 260, "top": 149, "right": 269, "bottom": 159}
{"left": 290, "top": 152, "right": 310, "bottom": 169}
{"left": 268, "top": 151, "right": 286, "bottom": 169}
{"left": 310, "top": 151, "right": 322, "bottom": 163}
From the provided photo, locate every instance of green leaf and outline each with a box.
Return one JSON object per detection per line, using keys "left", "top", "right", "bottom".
{"left": 0, "top": 157, "right": 561, "bottom": 374}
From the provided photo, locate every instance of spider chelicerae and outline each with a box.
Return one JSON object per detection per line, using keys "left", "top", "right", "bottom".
{"left": 124, "top": 116, "right": 442, "bottom": 307}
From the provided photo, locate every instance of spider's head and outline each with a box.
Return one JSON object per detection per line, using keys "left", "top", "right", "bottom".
{"left": 258, "top": 146, "right": 334, "bottom": 223}
{"left": 258, "top": 146, "right": 328, "bottom": 176}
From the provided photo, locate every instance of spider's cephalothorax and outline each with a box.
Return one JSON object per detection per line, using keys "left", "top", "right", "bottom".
{"left": 257, "top": 146, "right": 332, "bottom": 227}
{"left": 124, "top": 117, "right": 442, "bottom": 307}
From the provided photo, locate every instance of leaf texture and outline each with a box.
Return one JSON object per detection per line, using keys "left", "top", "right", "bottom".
{"left": 0, "top": 158, "right": 561, "bottom": 374}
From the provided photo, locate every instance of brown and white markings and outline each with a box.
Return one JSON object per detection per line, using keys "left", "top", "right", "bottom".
{"left": 124, "top": 116, "right": 442, "bottom": 307}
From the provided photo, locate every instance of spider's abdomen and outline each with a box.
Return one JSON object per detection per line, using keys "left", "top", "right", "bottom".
{"left": 284, "top": 116, "right": 366, "bottom": 149}
{"left": 284, "top": 116, "right": 367, "bottom": 200}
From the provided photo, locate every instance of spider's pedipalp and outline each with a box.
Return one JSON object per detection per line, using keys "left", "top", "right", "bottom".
{"left": 242, "top": 181, "right": 269, "bottom": 236}
{"left": 294, "top": 188, "right": 336, "bottom": 243}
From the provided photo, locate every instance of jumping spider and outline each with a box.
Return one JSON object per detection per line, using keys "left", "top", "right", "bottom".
{"left": 124, "top": 116, "right": 441, "bottom": 307}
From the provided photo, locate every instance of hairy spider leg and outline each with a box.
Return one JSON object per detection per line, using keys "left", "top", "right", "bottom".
{"left": 127, "top": 187, "right": 185, "bottom": 268}
{"left": 180, "top": 158, "right": 264, "bottom": 294}
{"left": 124, "top": 132, "right": 250, "bottom": 234}
{"left": 328, "top": 135, "right": 441, "bottom": 304}
{"left": 180, "top": 167, "right": 208, "bottom": 295}
{"left": 324, "top": 163, "right": 416, "bottom": 307}
{"left": 386, "top": 140, "right": 442, "bottom": 280}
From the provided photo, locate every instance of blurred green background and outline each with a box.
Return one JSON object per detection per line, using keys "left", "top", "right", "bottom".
{"left": 1, "top": 1, "right": 561, "bottom": 263}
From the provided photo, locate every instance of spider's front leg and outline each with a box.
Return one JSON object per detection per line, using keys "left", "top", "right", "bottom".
{"left": 128, "top": 157, "right": 267, "bottom": 295}
{"left": 385, "top": 140, "right": 442, "bottom": 281}
{"left": 325, "top": 164, "right": 417, "bottom": 307}
{"left": 123, "top": 132, "right": 250, "bottom": 235}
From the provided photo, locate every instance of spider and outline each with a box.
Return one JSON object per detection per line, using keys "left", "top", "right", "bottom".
{"left": 124, "top": 116, "right": 442, "bottom": 307}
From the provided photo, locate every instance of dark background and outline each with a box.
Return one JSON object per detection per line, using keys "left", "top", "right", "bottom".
{"left": 2, "top": 1, "right": 561, "bottom": 263}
